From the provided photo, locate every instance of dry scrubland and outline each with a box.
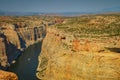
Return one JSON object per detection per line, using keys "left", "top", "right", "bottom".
{"left": 37, "top": 14, "right": 120, "bottom": 80}
{"left": 0, "top": 14, "right": 120, "bottom": 80}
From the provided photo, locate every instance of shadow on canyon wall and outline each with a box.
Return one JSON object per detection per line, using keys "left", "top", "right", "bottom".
{"left": 106, "top": 47, "right": 120, "bottom": 53}
{"left": 7, "top": 25, "right": 46, "bottom": 80}
{"left": 0, "top": 22, "right": 47, "bottom": 80}
{"left": 6, "top": 42, "right": 21, "bottom": 63}
{"left": 8, "top": 41, "right": 43, "bottom": 80}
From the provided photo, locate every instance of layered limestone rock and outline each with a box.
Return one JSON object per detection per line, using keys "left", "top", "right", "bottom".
{"left": 0, "top": 70, "right": 18, "bottom": 80}
{"left": 1, "top": 23, "right": 20, "bottom": 49}
{"left": 0, "top": 33, "right": 8, "bottom": 68}
{"left": 0, "top": 22, "right": 46, "bottom": 69}
{"left": 37, "top": 27, "right": 120, "bottom": 80}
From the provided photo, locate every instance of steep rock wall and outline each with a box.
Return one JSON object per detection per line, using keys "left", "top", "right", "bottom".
{"left": 0, "top": 33, "right": 8, "bottom": 68}
{"left": 37, "top": 27, "right": 120, "bottom": 80}
{"left": 0, "top": 22, "right": 46, "bottom": 69}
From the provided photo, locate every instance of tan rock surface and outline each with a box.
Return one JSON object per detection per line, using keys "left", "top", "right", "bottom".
{"left": 0, "top": 17, "right": 46, "bottom": 68}
{"left": 37, "top": 27, "right": 120, "bottom": 80}
{"left": 0, "top": 70, "right": 18, "bottom": 80}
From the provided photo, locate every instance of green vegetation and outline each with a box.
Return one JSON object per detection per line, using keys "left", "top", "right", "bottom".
{"left": 55, "top": 15, "right": 120, "bottom": 37}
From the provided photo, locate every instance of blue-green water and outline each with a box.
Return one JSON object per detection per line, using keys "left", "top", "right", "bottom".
{"left": 8, "top": 41, "right": 42, "bottom": 80}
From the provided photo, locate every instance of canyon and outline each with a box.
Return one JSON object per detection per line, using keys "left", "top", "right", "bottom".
{"left": 0, "top": 14, "right": 120, "bottom": 80}
{"left": 0, "top": 16, "right": 47, "bottom": 79}
{"left": 0, "top": 17, "right": 46, "bottom": 69}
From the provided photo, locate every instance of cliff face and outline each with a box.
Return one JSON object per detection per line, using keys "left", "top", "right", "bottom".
{"left": 0, "top": 33, "right": 8, "bottom": 68}
{"left": 37, "top": 27, "right": 120, "bottom": 80}
{"left": 0, "top": 22, "right": 46, "bottom": 69}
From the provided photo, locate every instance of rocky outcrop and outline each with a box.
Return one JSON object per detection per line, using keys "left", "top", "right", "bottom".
{"left": 36, "top": 27, "right": 120, "bottom": 80}
{"left": 0, "top": 70, "right": 18, "bottom": 80}
{"left": 0, "top": 33, "right": 8, "bottom": 68}
{"left": 0, "top": 21, "right": 46, "bottom": 69}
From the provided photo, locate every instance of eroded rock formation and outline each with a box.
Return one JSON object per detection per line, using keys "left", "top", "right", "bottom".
{"left": 0, "top": 33, "right": 8, "bottom": 68}
{"left": 0, "top": 21, "right": 46, "bottom": 69}
{"left": 0, "top": 70, "right": 18, "bottom": 80}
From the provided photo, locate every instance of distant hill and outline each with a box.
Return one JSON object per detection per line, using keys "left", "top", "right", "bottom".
{"left": 0, "top": 10, "right": 5, "bottom": 15}
{"left": 102, "top": 6, "right": 120, "bottom": 12}
{"left": 0, "top": 11, "right": 93, "bottom": 16}
{"left": 0, "top": 10, "right": 41, "bottom": 16}
{"left": 0, "top": 7, "right": 120, "bottom": 16}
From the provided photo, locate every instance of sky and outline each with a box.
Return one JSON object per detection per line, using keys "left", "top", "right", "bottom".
{"left": 0, "top": 0, "right": 120, "bottom": 13}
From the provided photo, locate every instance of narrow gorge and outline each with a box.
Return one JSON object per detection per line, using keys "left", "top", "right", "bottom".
{"left": 0, "top": 16, "right": 47, "bottom": 79}
{"left": 0, "top": 21, "right": 46, "bottom": 69}
{"left": 0, "top": 14, "right": 120, "bottom": 80}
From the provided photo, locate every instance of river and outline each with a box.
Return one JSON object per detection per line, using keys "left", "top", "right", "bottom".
{"left": 8, "top": 41, "right": 42, "bottom": 80}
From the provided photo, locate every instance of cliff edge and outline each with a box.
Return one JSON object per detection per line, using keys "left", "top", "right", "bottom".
{"left": 37, "top": 27, "right": 120, "bottom": 80}
{"left": 0, "top": 17, "right": 47, "bottom": 69}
